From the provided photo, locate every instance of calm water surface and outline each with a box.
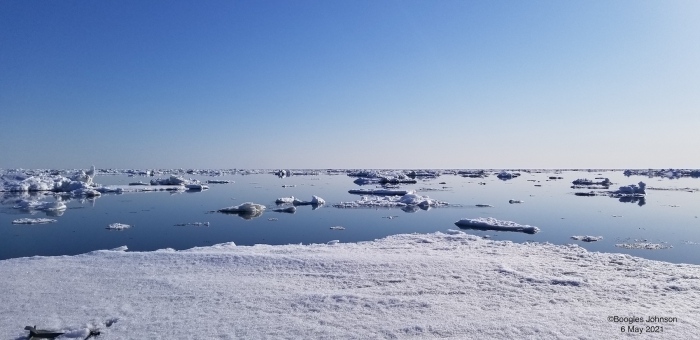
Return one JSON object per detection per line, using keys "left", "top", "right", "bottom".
{"left": 2, "top": 171, "right": 699, "bottom": 264}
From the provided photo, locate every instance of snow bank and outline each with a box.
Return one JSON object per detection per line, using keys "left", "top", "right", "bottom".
{"left": 455, "top": 217, "right": 540, "bottom": 234}
{"left": 2, "top": 231, "right": 699, "bottom": 339}
{"left": 12, "top": 218, "right": 58, "bottom": 225}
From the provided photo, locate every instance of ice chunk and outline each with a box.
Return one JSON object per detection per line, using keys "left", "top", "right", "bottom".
{"left": 12, "top": 218, "right": 58, "bottom": 224}
{"left": 571, "top": 236, "right": 603, "bottom": 242}
{"left": 207, "top": 180, "right": 233, "bottom": 184}
{"left": 275, "top": 196, "right": 296, "bottom": 204}
{"left": 107, "top": 223, "right": 131, "bottom": 230}
{"left": 334, "top": 194, "right": 448, "bottom": 209}
{"left": 218, "top": 202, "right": 266, "bottom": 219}
{"left": 475, "top": 204, "right": 493, "bottom": 207}
{"left": 292, "top": 195, "right": 325, "bottom": 206}
{"left": 455, "top": 217, "right": 540, "bottom": 234}
{"left": 614, "top": 181, "right": 646, "bottom": 195}
{"left": 329, "top": 226, "right": 345, "bottom": 230}
{"left": 185, "top": 184, "right": 209, "bottom": 190}
{"left": 174, "top": 222, "right": 210, "bottom": 227}
{"left": 508, "top": 200, "right": 523, "bottom": 204}
{"left": 150, "top": 175, "right": 187, "bottom": 186}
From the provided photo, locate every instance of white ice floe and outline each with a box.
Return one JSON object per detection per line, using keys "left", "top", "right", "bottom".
{"left": 571, "top": 235, "right": 603, "bottom": 242}
{"left": 185, "top": 184, "right": 209, "bottom": 190}
{"left": 218, "top": 202, "right": 266, "bottom": 214}
{"left": 106, "top": 223, "right": 131, "bottom": 230}
{"left": 206, "top": 180, "right": 233, "bottom": 184}
{"left": 128, "top": 181, "right": 150, "bottom": 186}
{"left": 508, "top": 199, "right": 524, "bottom": 204}
{"left": 292, "top": 195, "right": 325, "bottom": 206}
{"left": 3, "top": 231, "right": 699, "bottom": 339}
{"left": 275, "top": 196, "right": 296, "bottom": 204}
{"left": 334, "top": 193, "right": 448, "bottom": 210}
{"left": 272, "top": 206, "right": 296, "bottom": 213}
{"left": 150, "top": 175, "right": 187, "bottom": 186}
{"left": 455, "top": 217, "right": 540, "bottom": 234}
{"left": 268, "top": 218, "right": 278, "bottom": 221}
{"left": 614, "top": 181, "right": 646, "bottom": 195}
{"left": 11, "top": 218, "right": 58, "bottom": 225}
{"left": 615, "top": 242, "right": 672, "bottom": 250}
{"left": 348, "top": 188, "right": 412, "bottom": 196}
{"left": 174, "top": 222, "right": 210, "bottom": 227}
{"left": 96, "top": 185, "right": 184, "bottom": 194}
{"left": 329, "top": 226, "right": 345, "bottom": 230}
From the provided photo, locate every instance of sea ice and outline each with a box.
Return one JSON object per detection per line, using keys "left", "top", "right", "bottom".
{"left": 334, "top": 193, "right": 448, "bottom": 209}
{"left": 4, "top": 231, "right": 699, "bottom": 339}
{"left": 348, "top": 188, "right": 412, "bottom": 196}
{"left": 206, "top": 180, "right": 233, "bottom": 184}
{"left": 275, "top": 196, "right": 296, "bottom": 204}
{"left": 475, "top": 204, "right": 493, "bottom": 207}
{"left": 455, "top": 217, "right": 540, "bottom": 234}
{"left": 292, "top": 195, "right": 325, "bottom": 206}
{"left": 329, "top": 226, "right": 345, "bottom": 230}
{"left": 218, "top": 202, "right": 266, "bottom": 219}
{"left": 508, "top": 199, "right": 524, "bottom": 204}
{"left": 272, "top": 206, "right": 296, "bottom": 213}
{"left": 106, "top": 223, "right": 131, "bottom": 230}
{"left": 12, "top": 218, "right": 58, "bottom": 225}
{"left": 615, "top": 243, "right": 672, "bottom": 250}
{"left": 185, "top": 184, "right": 209, "bottom": 190}
{"left": 571, "top": 235, "right": 603, "bottom": 242}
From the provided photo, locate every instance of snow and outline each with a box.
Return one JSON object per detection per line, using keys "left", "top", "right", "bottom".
{"left": 2, "top": 230, "right": 699, "bottom": 339}
{"left": 11, "top": 218, "right": 58, "bottom": 225}
{"left": 106, "top": 223, "right": 131, "bottom": 230}
{"left": 334, "top": 194, "right": 448, "bottom": 209}
{"left": 455, "top": 217, "right": 540, "bottom": 234}
{"left": 571, "top": 235, "right": 603, "bottom": 242}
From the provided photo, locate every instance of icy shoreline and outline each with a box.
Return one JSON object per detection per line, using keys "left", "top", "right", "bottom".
{"left": 1, "top": 231, "right": 699, "bottom": 339}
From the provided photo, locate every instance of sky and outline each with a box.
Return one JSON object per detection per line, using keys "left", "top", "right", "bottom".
{"left": 1, "top": 0, "right": 699, "bottom": 169}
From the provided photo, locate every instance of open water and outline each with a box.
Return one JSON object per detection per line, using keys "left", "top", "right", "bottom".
{"left": 2, "top": 170, "right": 699, "bottom": 264}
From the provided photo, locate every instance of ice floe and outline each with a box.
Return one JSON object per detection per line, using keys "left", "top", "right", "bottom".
{"left": 275, "top": 196, "right": 296, "bottom": 204}
{"left": 613, "top": 181, "right": 646, "bottom": 195}
{"left": 206, "top": 180, "right": 233, "bottom": 184}
{"left": 185, "top": 184, "right": 209, "bottom": 190}
{"left": 218, "top": 202, "right": 266, "bottom": 219}
{"left": 496, "top": 171, "right": 520, "bottom": 180}
{"left": 455, "top": 217, "right": 540, "bottom": 234}
{"left": 5, "top": 231, "right": 699, "bottom": 339}
{"left": 624, "top": 168, "right": 700, "bottom": 179}
{"left": 571, "top": 236, "right": 603, "bottom": 242}
{"left": 615, "top": 243, "right": 673, "bottom": 250}
{"left": 329, "top": 226, "right": 345, "bottom": 230}
{"left": 106, "top": 223, "right": 131, "bottom": 230}
{"left": 174, "top": 222, "right": 210, "bottom": 227}
{"left": 475, "top": 204, "right": 493, "bottom": 207}
{"left": 348, "top": 188, "right": 412, "bottom": 196}
{"left": 508, "top": 199, "right": 523, "bottom": 204}
{"left": 292, "top": 195, "right": 325, "bottom": 206}
{"left": 11, "top": 218, "right": 58, "bottom": 225}
{"left": 334, "top": 193, "right": 448, "bottom": 210}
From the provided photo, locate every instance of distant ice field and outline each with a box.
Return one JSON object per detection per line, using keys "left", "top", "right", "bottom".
{"left": 2, "top": 170, "right": 700, "bottom": 264}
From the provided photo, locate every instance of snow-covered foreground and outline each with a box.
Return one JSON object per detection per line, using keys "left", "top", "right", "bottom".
{"left": 1, "top": 231, "right": 699, "bottom": 339}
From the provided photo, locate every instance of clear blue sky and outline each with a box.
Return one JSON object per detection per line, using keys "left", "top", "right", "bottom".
{"left": 1, "top": 0, "right": 699, "bottom": 169}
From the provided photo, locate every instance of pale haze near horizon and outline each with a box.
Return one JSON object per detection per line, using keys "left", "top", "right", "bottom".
{"left": 1, "top": 1, "right": 699, "bottom": 170}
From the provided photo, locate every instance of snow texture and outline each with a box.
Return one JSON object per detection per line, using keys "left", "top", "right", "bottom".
{"left": 2, "top": 231, "right": 699, "bottom": 339}
{"left": 455, "top": 217, "right": 540, "bottom": 234}
{"left": 11, "top": 218, "right": 58, "bottom": 225}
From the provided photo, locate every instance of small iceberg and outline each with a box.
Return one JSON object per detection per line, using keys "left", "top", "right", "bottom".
{"left": 107, "top": 223, "right": 131, "bottom": 230}
{"left": 150, "top": 175, "right": 187, "bottom": 186}
{"left": 218, "top": 202, "right": 266, "bottom": 220}
{"left": 571, "top": 235, "right": 603, "bottom": 242}
{"left": 329, "top": 226, "right": 345, "bottom": 230}
{"left": 454, "top": 217, "right": 540, "bottom": 234}
{"left": 12, "top": 218, "right": 58, "bottom": 225}
{"left": 614, "top": 181, "right": 646, "bottom": 196}
{"left": 292, "top": 195, "right": 325, "bottom": 206}
{"left": 508, "top": 200, "right": 523, "bottom": 204}
{"left": 275, "top": 196, "right": 296, "bottom": 204}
